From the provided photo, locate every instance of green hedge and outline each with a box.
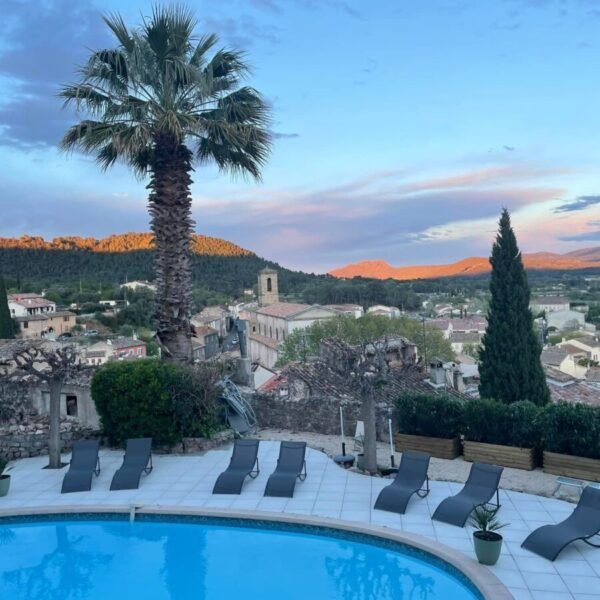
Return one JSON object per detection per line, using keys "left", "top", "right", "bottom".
{"left": 91, "top": 360, "right": 221, "bottom": 446}
{"left": 396, "top": 394, "right": 600, "bottom": 459}
{"left": 463, "top": 400, "right": 541, "bottom": 449}
{"left": 539, "top": 402, "right": 600, "bottom": 460}
{"left": 396, "top": 393, "right": 463, "bottom": 439}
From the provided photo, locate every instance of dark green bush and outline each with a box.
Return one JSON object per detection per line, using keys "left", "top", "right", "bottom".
{"left": 539, "top": 402, "right": 600, "bottom": 460}
{"left": 396, "top": 394, "right": 464, "bottom": 439}
{"left": 463, "top": 399, "right": 510, "bottom": 446}
{"left": 91, "top": 360, "right": 221, "bottom": 446}
{"left": 463, "top": 399, "right": 541, "bottom": 448}
{"left": 507, "top": 401, "right": 542, "bottom": 449}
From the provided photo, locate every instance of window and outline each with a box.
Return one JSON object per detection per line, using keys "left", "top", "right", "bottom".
{"left": 267, "top": 277, "right": 272, "bottom": 292}
{"left": 269, "top": 326, "right": 272, "bottom": 338}
{"left": 276, "top": 328, "right": 279, "bottom": 340}
{"left": 137, "top": 348, "right": 142, "bottom": 355}
{"left": 66, "top": 395, "right": 78, "bottom": 417}
{"left": 252, "top": 325, "right": 256, "bottom": 333}
{"left": 23, "top": 321, "right": 28, "bottom": 329}
{"left": 63, "top": 316, "right": 69, "bottom": 322}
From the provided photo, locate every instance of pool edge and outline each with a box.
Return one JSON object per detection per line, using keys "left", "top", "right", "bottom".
{"left": 0, "top": 505, "right": 511, "bottom": 600}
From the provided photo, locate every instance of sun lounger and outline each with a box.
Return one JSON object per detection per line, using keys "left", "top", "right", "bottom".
{"left": 521, "top": 485, "right": 600, "bottom": 561}
{"left": 432, "top": 463, "right": 503, "bottom": 527}
{"left": 213, "top": 439, "right": 260, "bottom": 494}
{"left": 374, "top": 451, "right": 431, "bottom": 514}
{"left": 110, "top": 438, "right": 153, "bottom": 491}
{"left": 264, "top": 441, "right": 307, "bottom": 498}
{"left": 61, "top": 439, "right": 101, "bottom": 494}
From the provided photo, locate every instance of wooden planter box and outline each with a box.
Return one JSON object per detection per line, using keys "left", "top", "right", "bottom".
{"left": 464, "top": 441, "right": 536, "bottom": 471}
{"left": 395, "top": 433, "right": 461, "bottom": 460}
{"left": 543, "top": 451, "right": 600, "bottom": 482}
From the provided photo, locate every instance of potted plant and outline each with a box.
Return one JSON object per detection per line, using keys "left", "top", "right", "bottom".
{"left": 469, "top": 506, "right": 507, "bottom": 566}
{"left": 0, "top": 458, "right": 10, "bottom": 497}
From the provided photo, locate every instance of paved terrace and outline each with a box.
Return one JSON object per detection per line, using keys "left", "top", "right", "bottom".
{"left": 1, "top": 442, "right": 599, "bottom": 600}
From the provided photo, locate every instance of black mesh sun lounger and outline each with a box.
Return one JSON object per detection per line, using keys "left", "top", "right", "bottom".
{"left": 374, "top": 451, "right": 431, "bottom": 514}
{"left": 432, "top": 463, "right": 503, "bottom": 527}
{"left": 521, "top": 485, "right": 600, "bottom": 561}
{"left": 61, "top": 439, "right": 101, "bottom": 494}
{"left": 213, "top": 439, "right": 260, "bottom": 494}
{"left": 110, "top": 438, "right": 153, "bottom": 491}
{"left": 264, "top": 441, "right": 307, "bottom": 498}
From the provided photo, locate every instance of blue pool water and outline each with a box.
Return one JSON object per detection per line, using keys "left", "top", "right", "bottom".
{"left": 0, "top": 516, "right": 481, "bottom": 599}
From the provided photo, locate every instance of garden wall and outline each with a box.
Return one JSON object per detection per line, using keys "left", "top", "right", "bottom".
{"left": 252, "top": 389, "right": 393, "bottom": 440}
{"left": 0, "top": 416, "right": 99, "bottom": 460}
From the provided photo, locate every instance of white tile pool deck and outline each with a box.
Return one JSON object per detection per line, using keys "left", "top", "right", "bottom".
{"left": 1, "top": 442, "right": 599, "bottom": 600}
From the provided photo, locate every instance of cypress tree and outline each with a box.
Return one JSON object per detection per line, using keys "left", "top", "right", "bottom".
{"left": 0, "top": 275, "right": 15, "bottom": 339}
{"left": 479, "top": 209, "right": 550, "bottom": 405}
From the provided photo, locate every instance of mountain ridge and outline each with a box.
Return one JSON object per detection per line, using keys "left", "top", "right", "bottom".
{"left": 0, "top": 232, "right": 254, "bottom": 257}
{"left": 330, "top": 247, "right": 600, "bottom": 281}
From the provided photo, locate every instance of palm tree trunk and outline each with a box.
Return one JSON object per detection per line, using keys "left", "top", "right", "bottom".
{"left": 48, "top": 378, "right": 62, "bottom": 469}
{"left": 149, "top": 135, "right": 194, "bottom": 363}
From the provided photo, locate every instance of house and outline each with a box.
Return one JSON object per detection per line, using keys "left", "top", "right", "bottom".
{"left": 248, "top": 302, "right": 341, "bottom": 368}
{"left": 324, "top": 304, "right": 364, "bottom": 318}
{"left": 546, "top": 309, "right": 585, "bottom": 331}
{"left": 191, "top": 306, "right": 230, "bottom": 338}
{"left": 558, "top": 335, "right": 600, "bottom": 363}
{"left": 191, "top": 326, "right": 220, "bottom": 361}
{"left": 252, "top": 363, "right": 277, "bottom": 389}
{"left": 366, "top": 305, "right": 401, "bottom": 318}
{"left": 8, "top": 294, "right": 76, "bottom": 339}
{"left": 255, "top": 337, "right": 466, "bottom": 440}
{"left": 84, "top": 337, "right": 147, "bottom": 366}
{"left": 450, "top": 316, "right": 487, "bottom": 333}
{"left": 245, "top": 270, "right": 344, "bottom": 368}
{"left": 120, "top": 280, "right": 156, "bottom": 292}
{"left": 450, "top": 331, "right": 482, "bottom": 354}
{"left": 530, "top": 296, "right": 570, "bottom": 314}
{"left": 8, "top": 293, "right": 56, "bottom": 317}
{"left": 541, "top": 347, "right": 587, "bottom": 380}
{"left": 427, "top": 319, "right": 452, "bottom": 339}
{"left": 546, "top": 369, "right": 600, "bottom": 407}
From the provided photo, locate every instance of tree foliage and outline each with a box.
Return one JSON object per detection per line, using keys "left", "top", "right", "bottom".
{"left": 0, "top": 276, "right": 15, "bottom": 339}
{"left": 91, "top": 360, "right": 222, "bottom": 445}
{"left": 479, "top": 210, "right": 550, "bottom": 405}
{"left": 276, "top": 314, "right": 454, "bottom": 366}
{"left": 59, "top": 6, "right": 272, "bottom": 362}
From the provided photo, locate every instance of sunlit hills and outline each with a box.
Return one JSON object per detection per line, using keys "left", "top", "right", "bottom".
{"left": 329, "top": 247, "right": 600, "bottom": 281}
{"left": 0, "top": 233, "right": 254, "bottom": 257}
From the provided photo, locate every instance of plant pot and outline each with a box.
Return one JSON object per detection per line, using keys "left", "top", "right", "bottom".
{"left": 356, "top": 453, "right": 365, "bottom": 471}
{"left": 473, "top": 531, "right": 503, "bottom": 566}
{"left": 395, "top": 433, "right": 461, "bottom": 460}
{"left": 0, "top": 474, "right": 10, "bottom": 497}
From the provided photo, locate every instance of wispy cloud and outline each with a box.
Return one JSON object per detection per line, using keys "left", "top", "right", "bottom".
{"left": 554, "top": 194, "right": 600, "bottom": 213}
{"left": 271, "top": 131, "right": 300, "bottom": 139}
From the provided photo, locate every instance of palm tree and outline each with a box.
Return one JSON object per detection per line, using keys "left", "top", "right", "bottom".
{"left": 59, "top": 6, "right": 272, "bottom": 362}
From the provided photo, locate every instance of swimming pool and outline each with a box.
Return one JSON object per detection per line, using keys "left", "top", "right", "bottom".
{"left": 0, "top": 514, "right": 482, "bottom": 599}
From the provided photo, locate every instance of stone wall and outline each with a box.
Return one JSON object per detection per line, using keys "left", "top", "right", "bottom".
{"left": 252, "top": 388, "right": 394, "bottom": 440}
{"left": 0, "top": 380, "right": 36, "bottom": 423}
{"left": 0, "top": 416, "right": 99, "bottom": 460}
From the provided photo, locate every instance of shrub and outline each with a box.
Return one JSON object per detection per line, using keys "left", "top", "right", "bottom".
{"left": 396, "top": 394, "right": 463, "bottom": 439}
{"left": 91, "top": 360, "right": 222, "bottom": 446}
{"left": 539, "top": 402, "right": 600, "bottom": 460}
{"left": 507, "top": 401, "right": 542, "bottom": 449}
{"left": 463, "top": 399, "right": 509, "bottom": 446}
{"left": 463, "top": 399, "right": 541, "bottom": 448}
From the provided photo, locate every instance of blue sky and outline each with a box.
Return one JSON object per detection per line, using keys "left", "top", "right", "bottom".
{"left": 1, "top": 0, "right": 599, "bottom": 272}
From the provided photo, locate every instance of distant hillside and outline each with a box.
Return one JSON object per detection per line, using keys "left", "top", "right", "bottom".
{"left": 330, "top": 247, "right": 600, "bottom": 281}
{"left": 0, "top": 233, "right": 254, "bottom": 257}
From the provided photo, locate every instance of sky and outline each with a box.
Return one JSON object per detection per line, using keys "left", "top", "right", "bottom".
{"left": 1, "top": 0, "right": 600, "bottom": 273}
